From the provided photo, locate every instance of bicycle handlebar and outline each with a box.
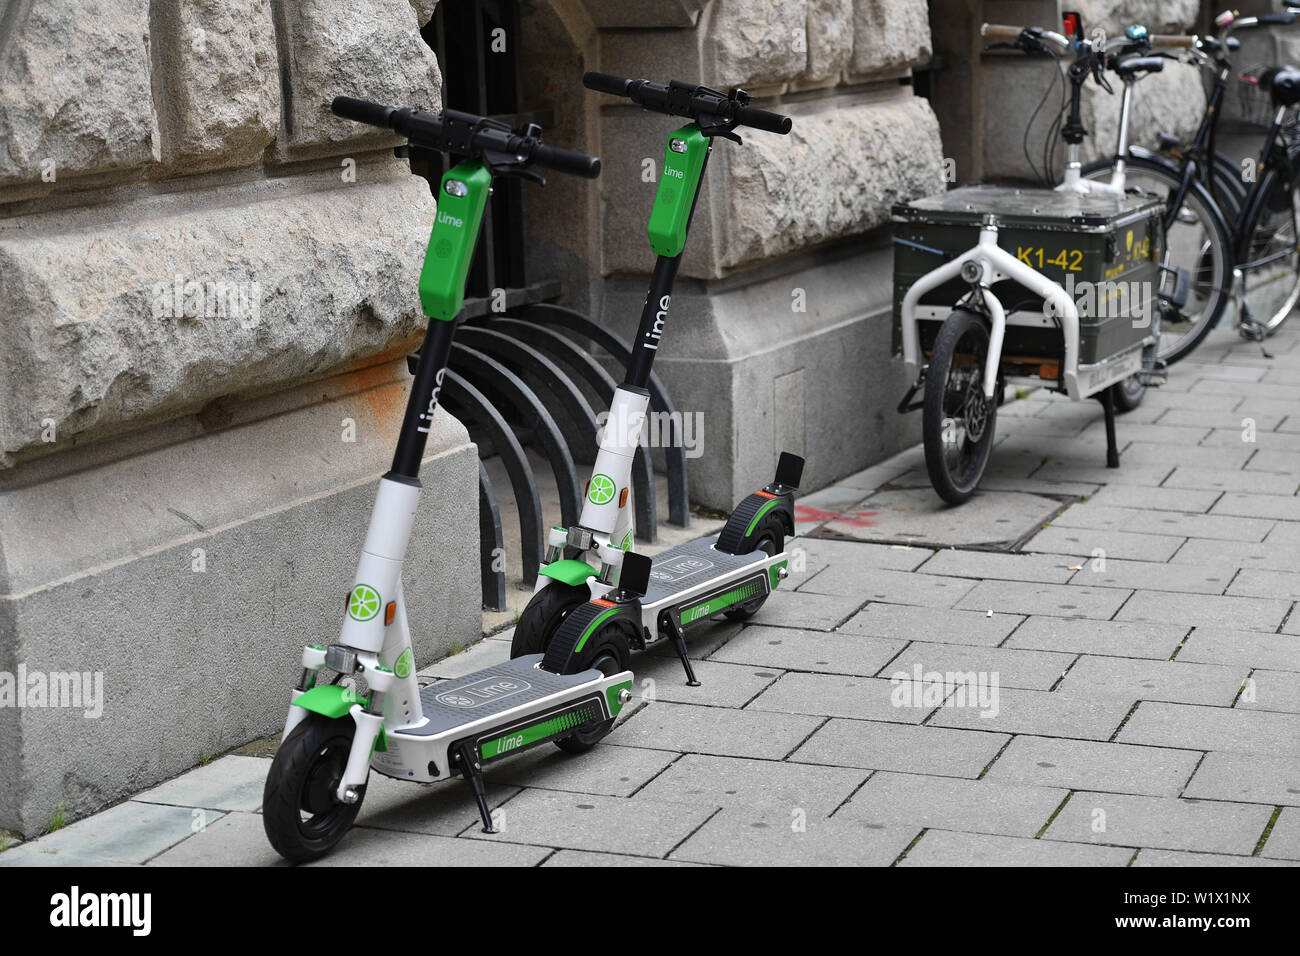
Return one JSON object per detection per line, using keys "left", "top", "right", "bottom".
{"left": 1147, "top": 33, "right": 1196, "bottom": 48}
{"left": 1216, "top": 9, "right": 1297, "bottom": 36}
{"left": 329, "top": 96, "right": 601, "bottom": 179}
{"left": 582, "top": 71, "right": 793, "bottom": 135}
{"left": 980, "top": 23, "right": 1070, "bottom": 51}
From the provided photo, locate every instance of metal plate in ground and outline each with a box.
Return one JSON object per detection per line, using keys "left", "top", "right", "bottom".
{"left": 805, "top": 486, "right": 1070, "bottom": 551}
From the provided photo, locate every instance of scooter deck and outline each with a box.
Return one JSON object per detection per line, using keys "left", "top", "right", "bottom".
{"left": 641, "top": 534, "right": 776, "bottom": 624}
{"left": 399, "top": 655, "right": 602, "bottom": 738}
{"left": 643, "top": 535, "right": 768, "bottom": 603}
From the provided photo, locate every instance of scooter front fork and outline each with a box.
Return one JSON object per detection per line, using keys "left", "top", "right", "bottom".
{"left": 333, "top": 661, "right": 398, "bottom": 802}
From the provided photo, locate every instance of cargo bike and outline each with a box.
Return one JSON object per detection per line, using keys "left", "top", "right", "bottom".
{"left": 894, "top": 15, "right": 1175, "bottom": 504}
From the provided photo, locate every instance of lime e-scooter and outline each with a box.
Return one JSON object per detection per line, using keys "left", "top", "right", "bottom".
{"left": 263, "top": 97, "right": 639, "bottom": 863}
{"left": 512, "top": 74, "right": 805, "bottom": 687}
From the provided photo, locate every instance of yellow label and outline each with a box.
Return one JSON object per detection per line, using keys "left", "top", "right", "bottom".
{"left": 1015, "top": 246, "right": 1084, "bottom": 271}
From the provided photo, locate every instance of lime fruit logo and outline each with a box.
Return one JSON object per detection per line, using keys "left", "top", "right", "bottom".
{"left": 394, "top": 647, "right": 414, "bottom": 679}
{"left": 348, "top": 584, "right": 381, "bottom": 622}
{"left": 588, "top": 473, "right": 616, "bottom": 506}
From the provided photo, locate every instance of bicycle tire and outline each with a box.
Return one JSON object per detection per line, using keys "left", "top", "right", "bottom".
{"left": 1081, "top": 155, "right": 1233, "bottom": 366}
{"left": 1209, "top": 150, "right": 1250, "bottom": 223}
{"left": 1235, "top": 165, "right": 1300, "bottom": 336}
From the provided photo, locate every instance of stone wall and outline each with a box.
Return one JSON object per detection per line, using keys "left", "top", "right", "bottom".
{"left": 0, "top": 0, "right": 481, "bottom": 835}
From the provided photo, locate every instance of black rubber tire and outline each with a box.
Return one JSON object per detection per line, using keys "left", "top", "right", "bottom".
{"left": 1235, "top": 166, "right": 1300, "bottom": 337}
{"left": 1111, "top": 375, "right": 1146, "bottom": 412}
{"left": 263, "top": 715, "right": 364, "bottom": 863}
{"left": 923, "top": 308, "right": 997, "bottom": 505}
{"left": 1209, "top": 150, "right": 1250, "bottom": 224}
{"left": 511, "top": 581, "right": 590, "bottom": 658}
{"left": 553, "top": 626, "right": 633, "bottom": 754}
{"left": 722, "top": 514, "right": 784, "bottom": 621}
{"left": 1080, "top": 154, "right": 1233, "bottom": 366}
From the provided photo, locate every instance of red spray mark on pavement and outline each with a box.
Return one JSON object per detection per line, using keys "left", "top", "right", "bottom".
{"left": 794, "top": 505, "right": 878, "bottom": 528}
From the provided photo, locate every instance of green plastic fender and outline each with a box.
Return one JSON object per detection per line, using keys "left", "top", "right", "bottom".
{"left": 290, "top": 685, "right": 386, "bottom": 752}
{"left": 538, "top": 558, "right": 598, "bottom": 587}
{"left": 292, "top": 684, "right": 365, "bottom": 717}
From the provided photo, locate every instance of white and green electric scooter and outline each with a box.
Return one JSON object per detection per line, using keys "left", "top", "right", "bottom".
{"left": 512, "top": 74, "right": 804, "bottom": 687}
{"left": 263, "top": 97, "right": 642, "bottom": 863}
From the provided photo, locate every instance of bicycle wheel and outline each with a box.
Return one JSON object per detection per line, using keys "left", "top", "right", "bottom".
{"left": 1082, "top": 155, "right": 1233, "bottom": 365}
{"left": 1236, "top": 166, "right": 1300, "bottom": 336}
{"left": 922, "top": 308, "right": 997, "bottom": 505}
{"left": 1209, "top": 150, "right": 1250, "bottom": 224}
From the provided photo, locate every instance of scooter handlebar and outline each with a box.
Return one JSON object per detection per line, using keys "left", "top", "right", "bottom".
{"left": 330, "top": 96, "right": 397, "bottom": 130}
{"left": 532, "top": 143, "right": 602, "bottom": 179}
{"left": 582, "top": 70, "right": 792, "bottom": 135}
{"left": 330, "top": 96, "right": 601, "bottom": 179}
{"left": 583, "top": 71, "right": 634, "bottom": 96}
{"left": 733, "top": 104, "right": 793, "bottom": 134}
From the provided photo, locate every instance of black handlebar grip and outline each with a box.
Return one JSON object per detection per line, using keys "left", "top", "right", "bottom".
{"left": 583, "top": 71, "right": 634, "bottom": 96}
{"left": 532, "top": 143, "right": 602, "bottom": 179}
{"left": 330, "top": 96, "right": 396, "bottom": 129}
{"left": 1258, "top": 12, "right": 1296, "bottom": 25}
{"left": 733, "top": 105, "right": 793, "bottom": 134}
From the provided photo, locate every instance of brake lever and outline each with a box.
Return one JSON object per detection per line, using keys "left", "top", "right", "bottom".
{"left": 481, "top": 148, "right": 547, "bottom": 185}
{"left": 1093, "top": 59, "right": 1114, "bottom": 93}
{"left": 698, "top": 119, "right": 742, "bottom": 144}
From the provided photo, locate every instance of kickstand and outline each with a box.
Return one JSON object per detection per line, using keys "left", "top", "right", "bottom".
{"left": 661, "top": 614, "right": 701, "bottom": 687}
{"left": 1100, "top": 388, "right": 1120, "bottom": 469}
{"left": 455, "top": 740, "right": 497, "bottom": 834}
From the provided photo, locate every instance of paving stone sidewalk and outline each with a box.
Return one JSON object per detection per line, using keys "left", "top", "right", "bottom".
{"left": 6, "top": 328, "right": 1300, "bottom": 867}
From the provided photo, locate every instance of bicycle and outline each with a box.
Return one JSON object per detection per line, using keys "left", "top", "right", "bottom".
{"left": 895, "top": 14, "right": 1171, "bottom": 503}
{"left": 987, "top": 19, "right": 1234, "bottom": 373}
{"left": 1082, "top": 7, "right": 1300, "bottom": 356}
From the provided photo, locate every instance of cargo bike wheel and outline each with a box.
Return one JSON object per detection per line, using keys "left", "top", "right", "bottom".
{"left": 923, "top": 308, "right": 998, "bottom": 505}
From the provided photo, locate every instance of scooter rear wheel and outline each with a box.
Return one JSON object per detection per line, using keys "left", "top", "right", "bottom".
{"left": 723, "top": 514, "right": 785, "bottom": 621}
{"left": 263, "top": 714, "right": 365, "bottom": 863}
{"left": 554, "top": 626, "right": 632, "bottom": 754}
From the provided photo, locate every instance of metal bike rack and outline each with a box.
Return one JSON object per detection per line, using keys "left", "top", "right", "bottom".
{"left": 410, "top": 298, "right": 692, "bottom": 612}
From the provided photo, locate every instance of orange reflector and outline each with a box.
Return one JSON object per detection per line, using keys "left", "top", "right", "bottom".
{"left": 385, "top": 602, "right": 397, "bottom": 626}
{"left": 618, "top": 488, "right": 629, "bottom": 508}
{"left": 1039, "top": 362, "right": 1060, "bottom": 380}
{"left": 592, "top": 599, "right": 616, "bottom": 608}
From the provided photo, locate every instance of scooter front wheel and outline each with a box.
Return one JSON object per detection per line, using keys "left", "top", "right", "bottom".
{"left": 511, "top": 581, "right": 590, "bottom": 658}
{"left": 263, "top": 714, "right": 365, "bottom": 863}
{"left": 922, "top": 308, "right": 997, "bottom": 505}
